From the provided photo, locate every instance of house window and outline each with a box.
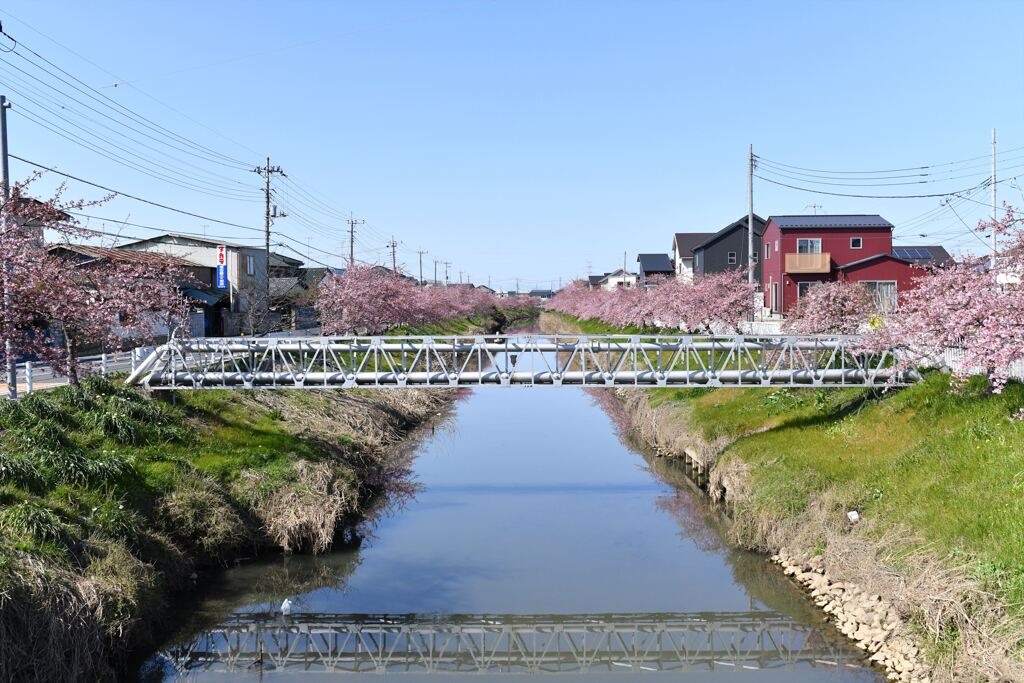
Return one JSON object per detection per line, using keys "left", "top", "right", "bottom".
{"left": 851, "top": 237, "right": 863, "bottom": 249}
{"left": 862, "top": 280, "right": 898, "bottom": 312}
{"left": 752, "top": 251, "right": 758, "bottom": 263}
{"left": 774, "top": 239, "right": 779, "bottom": 252}
{"left": 765, "top": 243, "right": 771, "bottom": 260}
{"left": 727, "top": 251, "right": 738, "bottom": 265}
{"left": 797, "top": 238, "right": 822, "bottom": 254}
{"left": 797, "top": 281, "right": 815, "bottom": 298}
{"left": 246, "top": 254, "right": 255, "bottom": 276}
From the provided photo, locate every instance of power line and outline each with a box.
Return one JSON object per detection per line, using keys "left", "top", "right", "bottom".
{"left": 753, "top": 146, "right": 1024, "bottom": 176}
{"left": 11, "top": 154, "right": 264, "bottom": 232}
{"left": 754, "top": 174, "right": 989, "bottom": 199}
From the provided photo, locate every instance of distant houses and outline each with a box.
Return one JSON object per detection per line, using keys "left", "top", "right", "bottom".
{"left": 593, "top": 210, "right": 953, "bottom": 322}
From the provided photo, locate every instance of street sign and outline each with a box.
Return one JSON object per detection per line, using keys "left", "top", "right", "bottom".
{"left": 216, "top": 246, "right": 228, "bottom": 289}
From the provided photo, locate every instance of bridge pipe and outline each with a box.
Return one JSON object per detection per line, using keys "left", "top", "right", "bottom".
{"left": 144, "top": 367, "right": 909, "bottom": 388}
{"left": 172, "top": 340, "right": 855, "bottom": 354}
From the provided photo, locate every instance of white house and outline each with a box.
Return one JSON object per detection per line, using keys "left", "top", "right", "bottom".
{"left": 671, "top": 232, "right": 714, "bottom": 282}
{"left": 597, "top": 268, "right": 639, "bottom": 291}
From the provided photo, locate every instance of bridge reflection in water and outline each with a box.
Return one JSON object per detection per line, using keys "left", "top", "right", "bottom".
{"left": 159, "top": 611, "right": 859, "bottom": 676}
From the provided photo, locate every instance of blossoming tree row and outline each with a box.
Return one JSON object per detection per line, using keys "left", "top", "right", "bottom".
{"left": 548, "top": 270, "right": 758, "bottom": 333}
{"left": 553, "top": 208, "right": 1024, "bottom": 392}
{"left": 0, "top": 181, "right": 194, "bottom": 385}
{"left": 316, "top": 264, "right": 539, "bottom": 334}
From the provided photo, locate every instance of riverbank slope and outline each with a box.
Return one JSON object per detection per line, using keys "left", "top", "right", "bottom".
{"left": 0, "top": 308, "right": 536, "bottom": 682}
{"left": 542, "top": 311, "right": 1024, "bottom": 682}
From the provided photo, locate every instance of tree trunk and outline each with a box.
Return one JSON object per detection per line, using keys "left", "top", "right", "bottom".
{"left": 63, "top": 327, "right": 79, "bottom": 386}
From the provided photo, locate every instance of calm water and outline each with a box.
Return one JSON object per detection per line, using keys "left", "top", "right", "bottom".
{"left": 141, "top": 372, "right": 879, "bottom": 681}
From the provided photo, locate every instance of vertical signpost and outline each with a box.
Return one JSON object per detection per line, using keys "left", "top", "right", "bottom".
{"left": 216, "top": 245, "right": 229, "bottom": 289}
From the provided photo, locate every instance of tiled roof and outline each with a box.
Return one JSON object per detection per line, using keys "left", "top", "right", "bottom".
{"left": 49, "top": 244, "right": 202, "bottom": 268}
{"left": 692, "top": 215, "right": 767, "bottom": 251}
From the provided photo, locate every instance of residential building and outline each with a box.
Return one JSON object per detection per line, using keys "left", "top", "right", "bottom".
{"left": 691, "top": 215, "right": 767, "bottom": 283}
{"left": 528, "top": 289, "right": 555, "bottom": 299}
{"left": 115, "top": 233, "right": 269, "bottom": 336}
{"left": 587, "top": 275, "right": 604, "bottom": 289}
{"left": 761, "top": 214, "right": 925, "bottom": 315}
{"left": 596, "top": 269, "right": 638, "bottom": 291}
{"left": 636, "top": 253, "right": 674, "bottom": 285}
{"left": 46, "top": 244, "right": 214, "bottom": 338}
{"left": 671, "top": 232, "right": 714, "bottom": 282}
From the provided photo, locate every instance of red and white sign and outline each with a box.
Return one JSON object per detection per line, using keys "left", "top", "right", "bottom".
{"left": 216, "top": 245, "right": 227, "bottom": 266}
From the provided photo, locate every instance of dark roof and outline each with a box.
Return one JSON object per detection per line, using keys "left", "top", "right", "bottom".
{"left": 770, "top": 214, "right": 893, "bottom": 229}
{"left": 270, "top": 252, "right": 304, "bottom": 268}
{"left": 837, "top": 253, "right": 911, "bottom": 270}
{"left": 587, "top": 275, "right": 604, "bottom": 286}
{"left": 48, "top": 243, "right": 202, "bottom": 268}
{"left": 182, "top": 286, "right": 226, "bottom": 307}
{"left": 892, "top": 245, "right": 954, "bottom": 266}
{"left": 672, "top": 232, "right": 715, "bottom": 257}
{"left": 636, "top": 253, "right": 674, "bottom": 274}
{"left": 692, "top": 214, "right": 767, "bottom": 252}
{"left": 528, "top": 289, "right": 554, "bottom": 297}
{"left": 116, "top": 232, "right": 257, "bottom": 249}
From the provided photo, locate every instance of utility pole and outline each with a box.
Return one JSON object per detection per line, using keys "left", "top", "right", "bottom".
{"left": 804, "top": 203, "right": 822, "bottom": 215}
{"left": 991, "top": 127, "right": 999, "bottom": 270}
{"left": 443, "top": 261, "right": 451, "bottom": 286}
{"left": 417, "top": 248, "right": 427, "bottom": 285}
{"left": 347, "top": 213, "right": 364, "bottom": 268}
{"left": 433, "top": 259, "right": 439, "bottom": 286}
{"left": 515, "top": 277, "right": 520, "bottom": 294}
{"left": 254, "top": 158, "right": 286, "bottom": 321}
{"left": 748, "top": 143, "right": 755, "bottom": 285}
{"left": 1, "top": 95, "right": 14, "bottom": 399}
{"left": 388, "top": 236, "right": 399, "bottom": 272}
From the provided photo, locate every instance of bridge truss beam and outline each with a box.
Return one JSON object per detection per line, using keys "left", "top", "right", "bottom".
{"left": 126, "top": 334, "right": 917, "bottom": 390}
{"left": 157, "top": 611, "right": 860, "bottom": 675}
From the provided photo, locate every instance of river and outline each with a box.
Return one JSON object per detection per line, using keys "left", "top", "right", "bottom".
{"left": 139, "top": 368, "right": 880, "bottom": 681}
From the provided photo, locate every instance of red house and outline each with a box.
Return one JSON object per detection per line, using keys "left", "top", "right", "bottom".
{"left": 760, "top": 214, "right": 923, "bottom": 315}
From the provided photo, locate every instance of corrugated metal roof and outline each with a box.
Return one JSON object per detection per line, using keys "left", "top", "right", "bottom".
{"left": 837, "top": 253, "right": 909, "bottom": 270}
{"left": 49, "top": 244, "right": 202, "bottom": 268}
{"left": 770, "top": 215, "right": 893, "bottom": 229}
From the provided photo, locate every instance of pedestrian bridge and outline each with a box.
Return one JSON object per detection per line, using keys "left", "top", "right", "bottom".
{"left": 125, "top": 333, "right": 917, "bottom": 390}
{"left": 156, "top": 611, "right": 861, "bottom": 676}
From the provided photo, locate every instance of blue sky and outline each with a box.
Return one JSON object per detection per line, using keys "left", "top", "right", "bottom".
{"left": 2, "top": 1, "right": 1022, "bottom": 288}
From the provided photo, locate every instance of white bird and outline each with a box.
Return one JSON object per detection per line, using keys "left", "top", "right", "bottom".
{"left": 281, "top": 598, "right": 293, "bottom": 616}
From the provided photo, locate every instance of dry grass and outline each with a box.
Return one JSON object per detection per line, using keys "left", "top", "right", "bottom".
{"left": 0, "top": 550, "right": 115, "bottom": 682}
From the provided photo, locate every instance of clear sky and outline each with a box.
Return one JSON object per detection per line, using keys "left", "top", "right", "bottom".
{"left": 2, "top": 1, "right": 1022, "bottom": 289}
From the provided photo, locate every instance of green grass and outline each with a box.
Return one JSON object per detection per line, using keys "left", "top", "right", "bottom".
{"left": 655, "top": 373, "right": 1024, "bottom": 607}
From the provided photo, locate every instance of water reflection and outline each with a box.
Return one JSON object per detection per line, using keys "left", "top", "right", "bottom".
{"left": 156, "top": 610, "right": 860, "bottom": 676}
{"left": 142, "top": 342, "right": 878, "bottom": 681}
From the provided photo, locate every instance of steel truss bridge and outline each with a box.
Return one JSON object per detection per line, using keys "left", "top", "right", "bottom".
{"left": 126, "top": 333, "right": 917, "bottom": 390}
{"left": 158, "top": 611, "right": 862, "bottom": 676}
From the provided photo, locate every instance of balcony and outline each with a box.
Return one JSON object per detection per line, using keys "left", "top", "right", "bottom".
{"left": 785, "top": 252, "right": 831, "bottom": 273}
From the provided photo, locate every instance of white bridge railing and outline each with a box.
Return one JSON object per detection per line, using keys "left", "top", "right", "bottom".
{"left": 125, "top": 334, "right": 918, "bottom": 390}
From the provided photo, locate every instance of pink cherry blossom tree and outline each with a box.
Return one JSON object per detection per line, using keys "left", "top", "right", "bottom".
{"left": 1, "top": 178, "right": 195, "bottom": 386}
{"left": 784, "top": 281, "right": 876, "bottom": 334}
{"left": 866, "top": 205, "right": 1024, "bottom": 391}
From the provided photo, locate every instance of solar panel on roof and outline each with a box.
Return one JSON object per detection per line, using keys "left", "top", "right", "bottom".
{"left": 894, "top": 247, "right": 933, "bottom": 260}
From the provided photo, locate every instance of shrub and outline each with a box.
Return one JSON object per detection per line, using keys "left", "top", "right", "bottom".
{"left": 0, "top": 501, "right": 68, "bottom": 546}
{"left": 159, "top": 476, "right": 248, "bottom": 562}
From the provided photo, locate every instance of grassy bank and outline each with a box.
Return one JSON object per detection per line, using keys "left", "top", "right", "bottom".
{"left": 0, "top": 309, "right": 535, "bottom": 682}
{"left": 547, "top": 312, "right": 1024, "bottom": 677}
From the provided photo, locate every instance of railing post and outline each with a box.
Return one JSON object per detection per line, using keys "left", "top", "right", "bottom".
{"left": 24, "top": 361, "right": 32, "bottom": 394}
{"left": 131, "top": 348, "right": 138, "bottom": 372}
{"left": 101, "top": 353, "right": 108, "bottom": 376}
